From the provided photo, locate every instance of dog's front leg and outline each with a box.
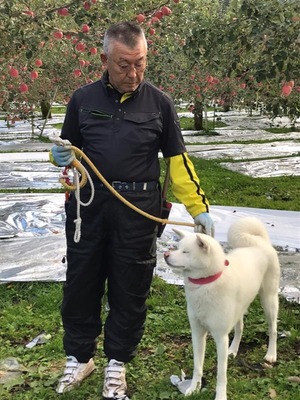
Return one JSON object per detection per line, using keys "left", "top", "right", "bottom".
{"left": 185, "top": 317, "right": 207, "bottom": 396}
{"left": 213, "top": 333, "right": 229, "bottom": 400}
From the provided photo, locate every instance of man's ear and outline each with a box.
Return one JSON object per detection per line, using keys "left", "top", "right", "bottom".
{"left": 100, "top": 53, "right": 108, "bottom": 66}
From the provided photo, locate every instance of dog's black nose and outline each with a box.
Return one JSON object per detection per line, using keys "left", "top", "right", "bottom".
{"left": 164, "top": 251, "right": 170, "bottom": 258}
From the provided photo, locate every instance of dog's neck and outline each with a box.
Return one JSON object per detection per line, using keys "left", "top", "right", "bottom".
{"left": 188, "top": 259, "right": 229, "bottom": 285}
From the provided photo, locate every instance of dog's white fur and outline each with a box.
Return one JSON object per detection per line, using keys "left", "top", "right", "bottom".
{"left": 164, "top": 217, "right": 280, "bottom": 400}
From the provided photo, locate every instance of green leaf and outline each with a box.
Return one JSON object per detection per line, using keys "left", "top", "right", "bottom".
{"left": 26, "top": 50, "right": 33, "bottom": 59}
{"left": 154, "top": 344, "right": 166, "bottom": 355}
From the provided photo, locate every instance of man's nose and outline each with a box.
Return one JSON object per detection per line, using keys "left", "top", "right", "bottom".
{"left": 127, "top": 66, "right": 137, "bottom": 77}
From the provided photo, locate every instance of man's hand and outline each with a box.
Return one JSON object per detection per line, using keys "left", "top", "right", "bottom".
{"left": 194, "top": 212, "right": 215, "bottom": 236}
{"left": 50, "top": 145, "right": 75, "bottom": 166}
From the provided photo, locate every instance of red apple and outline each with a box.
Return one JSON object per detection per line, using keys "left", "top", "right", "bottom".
{"left": 79, "top": 59, "right": 86, "bottom": 67}
{"left": 151, "top": 17, "right": 160, "bottom": 24}
{"left": 281, "top": 84, "right": 292, "bottom": 97}
{"left": 10, "top": 68, "right": 19, "bottom": 78}
{"left": 149, "top": 28, "right": 155, "bottom": 35}
{"left": 58, "top": 7, "right": 69, "bottom": 16}
{"left": 136, "top": 14, "right": 146, "bottom": 23}
{"left": 82, "top": 24, "right": 90, "bottom": 33}
{"left": 35, "top": 59, "right": 43, "bottom": 67}
{"left": 19, "top": 83, "right": 29, "bottom": 93}
{"left": 155, "top": 11, "right": 163, "bottom": 20}
{"left": 206, "top": 75, "right": 214, "bottom": 83}
{"left": 161, "top": 6, "right": 172, "bottom": 16}
{"left": 23, "top": 10, "right": 35, "bottom": 17}
{"left": 76, "top": 42, "right": 86, "bottom": 52}
{"left": 90, "top": 47, "right": 97, "bottom": 55}
{"left": 53, "top": 31, "right": 64, "bottom": 40}
{"left": 74, "top": 69, "right": 82, "bottom": 77}
{"left": 83, "top": 1, "right": 91, "bottom": 10}
{"left": 30, "top": 71, "right": 39, "bottom": 80}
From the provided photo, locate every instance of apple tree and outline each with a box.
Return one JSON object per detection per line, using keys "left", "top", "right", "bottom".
{"left": 0, "top": 0, "right": 181, "bottom": 130}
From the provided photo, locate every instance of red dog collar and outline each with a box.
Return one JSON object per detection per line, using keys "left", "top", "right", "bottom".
{"left": 188, "top": 260, "right": 229, "bottom": 285}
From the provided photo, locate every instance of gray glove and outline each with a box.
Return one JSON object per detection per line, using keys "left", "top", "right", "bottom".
{"left": 51, "top": 145, "right": 75, "bottom": 166}
{"left": 194, "top": 212, "right": 215, "bottom": 236}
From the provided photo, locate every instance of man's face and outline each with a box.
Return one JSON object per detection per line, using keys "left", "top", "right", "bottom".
{"left": 101, "top": 38, "right": 147, "bottom": 94}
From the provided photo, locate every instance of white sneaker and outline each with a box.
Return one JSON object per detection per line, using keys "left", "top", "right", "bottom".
{"left": 102, "top": 359, "right": 130, "bottom": 399}
{"left": 56, "top": 355, "right": 95, "bottom": 394}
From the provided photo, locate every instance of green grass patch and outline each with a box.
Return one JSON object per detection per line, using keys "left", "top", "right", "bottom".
{"left": 179, "top": 117, "right": 227, "bottom": 131}
{"left": 184, "top": 139, "right": 300, "bottom": 146}
{"left": 51, "top": 106, "right": 66, "bottom": 114}
{"left": 0, "top": 278, "right": 298, "bottom": 399}
{"left": 264, "top": 127, "right": 300, "bottom": 133}
{"left": 164, "top": 157, "right": 300, "bottom": 211}
{"left": 50, "top": 123, "right": 63, "bottom": 129}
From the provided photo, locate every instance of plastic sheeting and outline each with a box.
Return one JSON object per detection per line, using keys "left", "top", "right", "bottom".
{"left": 1, "top": 194, "right": 299, "bottom": 304}
{"left": 0, "top": 111, "right": 299, "bottom": 301}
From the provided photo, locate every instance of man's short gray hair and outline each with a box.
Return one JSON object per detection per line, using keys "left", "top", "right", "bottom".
{"left": 103, "top": 21, "right": 147, "bottom": 56}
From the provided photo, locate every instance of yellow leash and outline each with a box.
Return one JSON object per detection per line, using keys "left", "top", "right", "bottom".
{"left": 59, "top": 145, "right": 195, "bottom": 229}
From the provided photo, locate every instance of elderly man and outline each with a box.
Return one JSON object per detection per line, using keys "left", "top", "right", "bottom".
{"left": 50, "top": 21, "right": 214, "bottom": 400}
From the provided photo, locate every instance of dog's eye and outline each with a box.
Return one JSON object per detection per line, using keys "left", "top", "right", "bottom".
{"left": 182, "top": 250, "right": 189, "bottom": 254}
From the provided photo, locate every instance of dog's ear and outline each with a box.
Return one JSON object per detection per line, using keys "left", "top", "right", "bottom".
{"left": 196, "top": 234, "right": 209, "bottom": 251}
{"left": 172, "top": 228, "right": 188, "bottom": 239}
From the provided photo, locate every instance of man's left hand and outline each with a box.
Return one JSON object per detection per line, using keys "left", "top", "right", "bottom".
{"left": 194, "top": 212, "right": 215, "bottom": 236}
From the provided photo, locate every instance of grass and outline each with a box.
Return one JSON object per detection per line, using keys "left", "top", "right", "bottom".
{"left": 51, "top": 106, "right": 67, "bottom": 114}
{"left": 0, "top": 279, "right": 299, "bottom": 400}
{"left": 161, "top": 157, "right": 300, "bottom": 211}
{"left": 265, "top": 127, "right": 300, "bottom": 133}
{"left": 179, "top": 117, "right": 227, "bottom": 131}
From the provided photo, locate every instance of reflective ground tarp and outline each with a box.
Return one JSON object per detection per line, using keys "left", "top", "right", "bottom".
{"left": 0, "top": 193, "right": 299, "bottom": 302}
{"left": 0, "top": 111, "right": 299, "bottom": 301}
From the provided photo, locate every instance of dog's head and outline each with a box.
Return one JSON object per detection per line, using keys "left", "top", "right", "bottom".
{"left": 164, "top": 229, "right": 225, "bottom": 279}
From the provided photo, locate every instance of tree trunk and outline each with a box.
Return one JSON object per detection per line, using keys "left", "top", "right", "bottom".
{"left": 194, "top": 100, "right": 203, "bottom": 130}
{"left": 40, "top": 99, "right": 52, "bottom": 119}
{"left": 223, "top": 94, "right": 231, "bottom": 112}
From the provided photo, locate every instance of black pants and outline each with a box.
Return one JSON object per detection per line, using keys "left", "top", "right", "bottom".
{"left": 61, "top": 186, "right": 160, "bottom": 363}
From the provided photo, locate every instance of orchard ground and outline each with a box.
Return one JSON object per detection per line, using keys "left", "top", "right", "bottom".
{"left": 0, "top": 108, "right": 299, "bottom": 302}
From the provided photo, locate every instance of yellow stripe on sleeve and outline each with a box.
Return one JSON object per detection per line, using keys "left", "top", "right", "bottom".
{"left": 169, "top": 153, "right": 209, "bottom": 217}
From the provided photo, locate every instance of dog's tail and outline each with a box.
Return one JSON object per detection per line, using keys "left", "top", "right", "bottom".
{"left": 227, "top": 216, "right": 271, "bottom": 249}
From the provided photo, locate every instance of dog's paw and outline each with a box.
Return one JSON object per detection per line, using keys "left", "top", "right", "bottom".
{"left": 185, "top": 381, "right": 201, "bottom": 396}
{"left": 264, "top": 353, "right": 277, "bottom": 364}
{"left": 185, "top": 387, "right": 195, "bottom": 396}
{"left": 228, "top": 348, "right": 238, "bottom": 358}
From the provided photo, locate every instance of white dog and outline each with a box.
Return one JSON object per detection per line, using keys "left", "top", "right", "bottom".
{"left": 164, "top": 217, "right": 280, "bottom": 400}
